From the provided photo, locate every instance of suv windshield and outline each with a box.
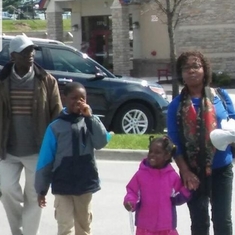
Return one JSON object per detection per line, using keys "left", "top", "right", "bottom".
{"left": 0, "top": 38, "right": 115, "bottom": 78}
{"left": 49, "top": 48, "right": 98, "bottom": 74}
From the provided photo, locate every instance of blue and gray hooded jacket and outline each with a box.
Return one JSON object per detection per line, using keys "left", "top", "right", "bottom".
{"left": 35, "top": 109, "right": 108, "bottom": 196}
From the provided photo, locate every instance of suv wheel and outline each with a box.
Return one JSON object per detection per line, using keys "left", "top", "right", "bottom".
{"left": 113, "top": 103, "right": 154, "bottom": 134}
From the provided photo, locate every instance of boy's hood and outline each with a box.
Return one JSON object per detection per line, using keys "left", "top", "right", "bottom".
{"left": 57, "top": 108, "right": 83, "bottom": 123}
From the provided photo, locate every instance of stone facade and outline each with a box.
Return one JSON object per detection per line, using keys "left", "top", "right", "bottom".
{"left": 131, "top": 59, "right": 170, "bottom": 78}
{"left": 133, "top": 0, "right": 235, "bottom": 78}
{"left": 42, "top": 0, "right": 235, "bottom": 77}
{"left": 111, "top": 0, "right": 130, "bottom": 76}
{"left": 176, "top": 0, "right": 235, "bottom": 77}
{"left": 47, "top": 12, "right": 63, "bottom": 42}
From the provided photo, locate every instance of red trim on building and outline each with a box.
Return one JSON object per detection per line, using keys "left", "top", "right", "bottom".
{"left": 119, "top": 0, "right": 130, "bottom": 4}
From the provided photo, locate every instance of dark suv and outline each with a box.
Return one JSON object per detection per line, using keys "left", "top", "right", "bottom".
{"left": 0, "top": 35, "right": 169, "bottom": 134}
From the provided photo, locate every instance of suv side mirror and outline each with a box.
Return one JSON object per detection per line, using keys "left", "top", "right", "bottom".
{"left": 95, "top": 66, "right": 106, "bottom": 79}
{"left": 114, "top": 74, "right": 122, "bottom": 78}
{"left": 89, "top": 66, "right": 106, "bottom": 81}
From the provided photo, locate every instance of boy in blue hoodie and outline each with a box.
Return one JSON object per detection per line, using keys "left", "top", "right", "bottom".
{"left": 35, "top": 82, "right": 109, "bottom": 235}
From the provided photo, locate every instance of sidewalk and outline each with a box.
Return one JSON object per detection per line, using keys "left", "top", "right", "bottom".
{"left": 95, "top": 149, "right": 148, "bottom": 161}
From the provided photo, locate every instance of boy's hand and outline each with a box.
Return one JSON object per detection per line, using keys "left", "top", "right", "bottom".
{"left": 79, "top": 98, "right": 92, "bottom": 117}
{"left": 124, "top": 201, "right": 134, "bottom": 211}
{"left": 38, "top": 195, "right": 46, "bottom": 208}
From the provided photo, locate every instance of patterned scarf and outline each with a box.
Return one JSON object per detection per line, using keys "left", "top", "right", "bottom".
{"left": 177, "top": 86, "right": 217, "bottom": 195}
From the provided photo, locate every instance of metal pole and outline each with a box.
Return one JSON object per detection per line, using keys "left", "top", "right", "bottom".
{"left": 32, "top": 0, "right": 34, "bottom": 19}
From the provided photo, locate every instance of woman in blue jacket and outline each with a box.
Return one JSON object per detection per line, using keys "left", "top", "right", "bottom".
{"left": 167, "top": 51, "right": 235, "bottom": 235}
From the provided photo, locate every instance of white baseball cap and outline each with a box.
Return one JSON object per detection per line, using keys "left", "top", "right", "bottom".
{"left": 9, "top": 35, "right": 34, "bottom": 54}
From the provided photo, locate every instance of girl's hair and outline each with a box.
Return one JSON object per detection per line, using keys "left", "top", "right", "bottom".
{"left": 148, "top": 135, "right": 177, "bottom": 157}
{"left": 64, "top": 82, "right": 86, "bottom": 96}
{"left": 176, "top": 51, "right": 212, "bottom": 86}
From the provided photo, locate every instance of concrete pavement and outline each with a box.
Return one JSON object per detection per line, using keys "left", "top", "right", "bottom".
{"left": 2, "top": 160, "right": 230, "bottom": 235}
{"left": 1, "top": 160, "right": 234, "bottom": 235}
{"left": 95, "top": 149, "right": 148, "bottom": 161}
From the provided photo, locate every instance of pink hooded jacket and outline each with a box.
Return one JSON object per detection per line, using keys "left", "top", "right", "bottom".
{"left": 124, "top": 159, "right": 191, "bottom": 232}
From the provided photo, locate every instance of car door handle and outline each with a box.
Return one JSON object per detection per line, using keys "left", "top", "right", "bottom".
{"left": 58, "top": 78, "right": 73, "bottom": 83}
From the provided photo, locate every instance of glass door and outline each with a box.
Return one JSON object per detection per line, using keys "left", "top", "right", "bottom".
{"left": 82, "top": 16, "right": 112, "bottom": 70}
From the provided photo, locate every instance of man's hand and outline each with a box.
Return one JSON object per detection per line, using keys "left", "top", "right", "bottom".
{"left": 38, "top": 195, "right": 46, "bottom": 208}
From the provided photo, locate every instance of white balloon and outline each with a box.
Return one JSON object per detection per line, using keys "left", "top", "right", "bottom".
{"left": 210, "top": 129, "right": 235, "bottom": 151}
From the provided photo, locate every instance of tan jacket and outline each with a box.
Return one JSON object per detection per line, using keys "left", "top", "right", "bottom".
{"left": 0, "top": 62, "right": 63, "bottom": 159}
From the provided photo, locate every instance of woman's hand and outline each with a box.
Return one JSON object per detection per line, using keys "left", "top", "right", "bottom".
{"left": 181, "top": 169, "right": 200, "bottom": 190}
{"left": 174, "top": 155, "right": 200, "bottom": 191}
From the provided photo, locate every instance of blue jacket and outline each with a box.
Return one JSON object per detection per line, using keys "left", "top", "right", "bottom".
{"left": 35, "top": 110, "right": 108, "bottom": 196}
{"left": 167, "top": 88, "right": 235, "bottom": 169}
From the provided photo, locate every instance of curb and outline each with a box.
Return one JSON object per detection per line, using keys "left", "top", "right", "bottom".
{"left": 95, "top": 149, "right": 235, "bottom": 164}
{"left": 95, "top": 149, "right": 148, "bottom": 161}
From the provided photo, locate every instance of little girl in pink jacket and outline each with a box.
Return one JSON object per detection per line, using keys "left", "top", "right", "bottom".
{"left": 123, "top": 136, "right": 191, "bottom": 235}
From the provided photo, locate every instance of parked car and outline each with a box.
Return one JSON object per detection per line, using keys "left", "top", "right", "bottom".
{"left": 0, "top": 35, "right": 169, "bottom": 134}
{"left": 16, "top": 12, "right": 41, "bottom": 20}
{"left": 2, "top": 12, "right": 12, "bottom": 20}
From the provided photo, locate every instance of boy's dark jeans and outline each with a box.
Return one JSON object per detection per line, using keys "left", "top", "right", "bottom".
{"left": 187, "top": 163, "right": 233, "bottom": 235}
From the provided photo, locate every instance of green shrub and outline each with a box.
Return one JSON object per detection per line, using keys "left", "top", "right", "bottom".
{"left": 216, "top": 72, "right": 232, "bottom": 86}
{"left": 212, "top": 72, "right": 218, "bottom": 84}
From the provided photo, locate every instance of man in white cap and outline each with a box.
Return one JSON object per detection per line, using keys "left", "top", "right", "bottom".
{"left": 0, "top": 35, "right": 62, "bottom": 235}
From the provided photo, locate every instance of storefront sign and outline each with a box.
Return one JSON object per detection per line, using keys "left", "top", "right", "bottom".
{"left": 151, "top": 15, "right": 158, "bottom": 22}
{"left": 97, "top": 21, "right": 107, "bottom": 27}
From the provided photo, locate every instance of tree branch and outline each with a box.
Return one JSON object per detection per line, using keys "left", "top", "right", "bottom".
{"left": 155, "top": 0, "right": 167, "bottom": 15}
{"left": 172, "top": 0, "right": 184, "bottom": 15}
{"left": 174, "top": 14, "right": 180, "bottom": 29}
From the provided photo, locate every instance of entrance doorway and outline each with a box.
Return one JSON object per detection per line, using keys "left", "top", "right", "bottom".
{"left": 89, "top": 30, "right": 112, "bottom": 68}
{"left": 82, "top": 16, "right": 112, "bottom": 70}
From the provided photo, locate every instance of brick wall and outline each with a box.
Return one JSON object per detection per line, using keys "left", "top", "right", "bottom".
{"left": 176, "top": 0, "right": 235, "bottom": 77}
{"left": 131, "top": 59, "right": 170, "bottom": 78}
{"left": 112, "top": 2, "right": 130, "bottom": 76}
{"left": 47, "top": 12, "right": 63, "bottom": 42}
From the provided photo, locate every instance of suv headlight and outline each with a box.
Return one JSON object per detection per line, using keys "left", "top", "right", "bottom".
{"left": 149, "top": 86, "right": 167, "bottom": 99}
